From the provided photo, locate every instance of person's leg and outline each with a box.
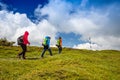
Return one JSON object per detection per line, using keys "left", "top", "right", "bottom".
{"left": 41, "top": 48, "right": 46, "bottom": 57}
{"left": 22, "top": 44, "right": 27, "bottom": 59}
{"left": 58, "top": 46, "right": 62, "bottom": 54}
{"left": 48, "top": 48, "right": 52, "bottom": 56}
{"left": 18, "top": 44, "right": 24, "bottom": 58}
{"left": 59, "top": 47, "right": 62, "bottom": 53}
{"left": 58, "top": 46, "right": 60, "bottom": 54}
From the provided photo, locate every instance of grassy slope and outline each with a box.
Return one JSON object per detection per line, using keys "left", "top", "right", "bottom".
{"left": 0, "top": 46, "right": 120, "bottom": 80}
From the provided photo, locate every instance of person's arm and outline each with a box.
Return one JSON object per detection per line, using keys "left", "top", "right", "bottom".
{"left": 27, "top": 36, "right": 30, "bottom": 45}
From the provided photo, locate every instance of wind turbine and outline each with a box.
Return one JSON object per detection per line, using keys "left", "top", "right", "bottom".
{"left": 89, "top": 37, "right": 92, "bottom": 49}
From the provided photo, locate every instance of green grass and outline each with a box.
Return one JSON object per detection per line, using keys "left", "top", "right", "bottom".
{"left": 0, "top": 46, "right": 120, "bottom": 80}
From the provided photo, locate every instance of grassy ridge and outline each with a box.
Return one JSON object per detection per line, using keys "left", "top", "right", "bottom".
{"left": 0, "top": 46, "right": 120, "bottom": 80}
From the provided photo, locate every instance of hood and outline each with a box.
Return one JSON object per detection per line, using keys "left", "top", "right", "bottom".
{"left": 45, "top": 36, "right": 50, "bottom": 39}
{"left": 24, "top": 31, "right": 29, "bottom": 35}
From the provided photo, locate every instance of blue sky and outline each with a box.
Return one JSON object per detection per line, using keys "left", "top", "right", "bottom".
{"left": 0, "top": 0, "right": 120, "bottom": 50}
{"left": 1, "top": 0, "right": 48, "bottom": 20}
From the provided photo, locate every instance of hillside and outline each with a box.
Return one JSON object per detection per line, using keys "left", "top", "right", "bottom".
{"left": 0, "top": 46, "right": 120, "bottom": 80}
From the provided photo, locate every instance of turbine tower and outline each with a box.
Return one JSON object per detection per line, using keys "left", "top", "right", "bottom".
{"left": 89, "top": 37, "right": 92, "bottom": 49}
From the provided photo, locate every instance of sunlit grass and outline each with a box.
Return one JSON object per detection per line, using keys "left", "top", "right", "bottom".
{"left": 0, "top": 46, "right": 120, "bottom": 80}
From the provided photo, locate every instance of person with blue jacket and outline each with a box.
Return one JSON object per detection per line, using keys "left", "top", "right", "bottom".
{"left": 41, "top": 36, "right": 52, "bottom": 57}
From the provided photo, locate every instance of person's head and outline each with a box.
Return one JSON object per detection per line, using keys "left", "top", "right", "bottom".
{"left": 45, "top": 36, "right": 51, "bottom": 39}
{"left": 59, "top": 37, "right": 61, "bottom": 39}
{"left": 24, "top": 31, "right": 29, "bottom": 35}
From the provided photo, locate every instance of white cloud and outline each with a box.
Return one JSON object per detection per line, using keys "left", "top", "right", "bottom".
{"left": 0, "top": 10, "right": 56, "bottom": 46}
{"left": 34, "top": 0, "right": 72, "bottom": 29}
{"left": 73, "top": 43, "right": 100, "bottom": 50}
{"left": 0, "top": 0, "right": 120, "bottom": 50}
{"left": 36, "top": 0, "right": 120, "bottom": 50}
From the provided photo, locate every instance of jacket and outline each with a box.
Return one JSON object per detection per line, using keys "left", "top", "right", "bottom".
{"left": 57, "top": 38, "right": 62, "bottom": 47}
{"left": 23, "top": 31, "right": 30, "bottom": 45}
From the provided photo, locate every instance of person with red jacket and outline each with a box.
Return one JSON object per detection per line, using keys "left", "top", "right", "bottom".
{"left": 18, "top": 31, "right": 30, "bottom": 59}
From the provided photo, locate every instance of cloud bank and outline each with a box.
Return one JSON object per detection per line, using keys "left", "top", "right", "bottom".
{"left": 0, "top": 0, "right": 120, "bottom": 50}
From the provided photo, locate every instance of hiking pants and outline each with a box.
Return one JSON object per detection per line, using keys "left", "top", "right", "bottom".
{"left": 58, "top": 46, "right": 62, "bottom": 54}
{"left": 41, "top": 47, "right": 52, "bottom": 57}
{"left": 19, "top": 44, "right": 27, "bottom": 59}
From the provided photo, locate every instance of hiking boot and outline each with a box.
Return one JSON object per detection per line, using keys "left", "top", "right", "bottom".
{"left": 23, "top": 57, "right": 26, "bottom": 59}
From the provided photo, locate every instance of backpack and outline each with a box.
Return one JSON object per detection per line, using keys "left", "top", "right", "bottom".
{"left": 17, "top": 35, "right": 23, "bottom": 45}
{"left": 42, "top": 38, "right": 47, "bottom": 46}
{"left": 56, "top": 39, "right": 60, "bottom": 47}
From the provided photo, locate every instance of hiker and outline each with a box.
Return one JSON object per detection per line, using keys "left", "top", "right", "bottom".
{"left": 56, "top": 37, "right": 62, "bottom": 54}
{"left": 41, "top": 36, "right": 52, "bottom": 57}
{"left": 17, "top": 31, "right": 30, "bottom": 59}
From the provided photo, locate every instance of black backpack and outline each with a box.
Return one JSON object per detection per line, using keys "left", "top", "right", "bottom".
{"left": 17, "top": 35, "right": 23, "bottom": 45}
